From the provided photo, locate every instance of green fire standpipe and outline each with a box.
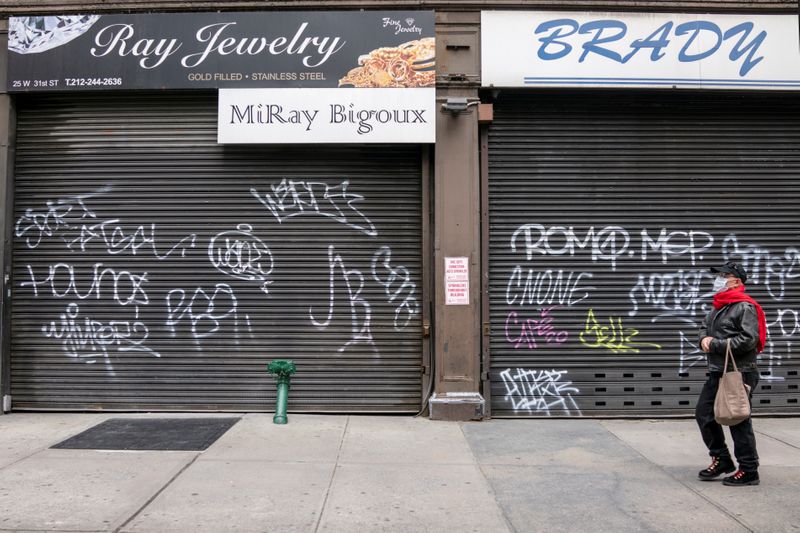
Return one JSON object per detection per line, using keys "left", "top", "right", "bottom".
{"left": 267, "top": 360, "right": 296, "bottom": 424}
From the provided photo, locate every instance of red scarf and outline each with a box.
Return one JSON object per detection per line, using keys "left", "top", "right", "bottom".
{"left": 713, "top": 285, "right": 767, "bottom": 353}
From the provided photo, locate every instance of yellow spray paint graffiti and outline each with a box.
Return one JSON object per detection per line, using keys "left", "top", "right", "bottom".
{"left": 579, "top": 308, "right": 662, "bottom": 354}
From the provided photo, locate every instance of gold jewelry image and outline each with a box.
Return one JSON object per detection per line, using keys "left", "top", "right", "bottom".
{"left": 338, "top": 37, "right": 435, "bottom": 88}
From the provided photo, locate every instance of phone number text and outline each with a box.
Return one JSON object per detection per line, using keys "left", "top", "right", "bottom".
{"left": 65, "top": 77, "right": 123, "bottom": 87}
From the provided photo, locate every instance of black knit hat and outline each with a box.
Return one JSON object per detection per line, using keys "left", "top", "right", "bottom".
{"left": 711, "top": 261, "right": 748, "bottom": 284}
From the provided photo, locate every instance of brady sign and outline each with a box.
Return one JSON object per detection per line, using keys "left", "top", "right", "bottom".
{"left": 218, "top": 88, "right": 435, "bottom": 143}
{"left": 482, "top": 11, "right": 800, "bottom": 90}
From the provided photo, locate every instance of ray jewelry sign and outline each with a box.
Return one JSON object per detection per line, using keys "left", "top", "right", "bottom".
{"left": 481, "top": 11, "right": 800, "bottom": 90}
{"left": 7, "top": 11, "right": 435, "bottom": 91}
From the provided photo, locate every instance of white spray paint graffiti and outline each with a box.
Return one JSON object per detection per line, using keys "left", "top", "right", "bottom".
{"left": 639, "top": 228, "right": 714, "bottom": 267}
{"left": 166, "top": 283, "right": 250, "bottom": 339}
{"left": 15, "top": 188, "right": 196, "bottom": 260}
{"left": 310, "top": 245, "right": 376, "bottom": 354}
{"left": 41, "top": 303, "right": 159, "bottom": 376}
{"left": 769, "top": 308, "right": 800, "bottom": 338}
{"left": 628, "top": 269, "right": 708, "bottom": 323}
{"left": 15, "top": 188, "right": 109, "bottom": 249}
{"left": 510, "top": 224, "right": 630, "bottom": 270}
{"left": 209, "top": 224, "right": 273, "bottom": 294}
{"left": 22, "top": 262, "right": 149, "bottom": 317}
{"left": 370, "top": 246, "right": 419, "bottom": 330}
{"left": 498, "top": 222, "right": 800, "bottom": 402}
{"left": 250, "top": 179, "right": 377, "bottom": 237}
{"left": 722, "top": 234, "right": 800, "bottom": 300}
{"left": 16, "top": 202, "right": 78, "bottom": 248}
{"left": 678, "top": 331, "right": 706, "bottom": 374}
{"left": 510, "top": 224, "right": 714, "bottom": 272}
{"left": 500, "top": 368, "right": 582, "bottom": 415}
{"left": 505, "top": 266, "right": 593, "bottom": 307}
{"left": 66, "top": 218, "right": 196, "bottom": 260}
{"left": 8, "top": 179, "right": 421, "bottom": 388}
{"left": 760, "top": 308, "right": 800, "bottom": 381}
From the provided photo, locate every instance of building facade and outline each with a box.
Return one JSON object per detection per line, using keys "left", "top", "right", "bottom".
{"left": 1, "top": 0, "right": 798, "bottom": 419}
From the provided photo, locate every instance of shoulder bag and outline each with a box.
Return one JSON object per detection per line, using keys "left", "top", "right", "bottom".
{"left": 714, "top": 339, "right": 752, "bottom": 426}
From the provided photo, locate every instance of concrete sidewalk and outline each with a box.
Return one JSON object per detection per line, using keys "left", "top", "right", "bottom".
{"left": 0, "top": 413, "right": 798, "bottom": 533}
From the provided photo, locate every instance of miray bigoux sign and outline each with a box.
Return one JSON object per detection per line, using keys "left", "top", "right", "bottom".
{"left": 7, "top": 11, "right": 435, "bottom": 91}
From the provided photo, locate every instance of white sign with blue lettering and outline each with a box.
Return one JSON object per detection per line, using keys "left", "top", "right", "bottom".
{"left": 481, "top": 11, "right": 800, "bottom": 90}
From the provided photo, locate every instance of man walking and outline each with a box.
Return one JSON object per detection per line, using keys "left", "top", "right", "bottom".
{"left": 696, "top": 261, "right": 766, "bottom": 486}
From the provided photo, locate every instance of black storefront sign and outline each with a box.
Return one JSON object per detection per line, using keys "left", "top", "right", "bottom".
{"left": 7, "top": 11, "right": 435, "bottom": 91}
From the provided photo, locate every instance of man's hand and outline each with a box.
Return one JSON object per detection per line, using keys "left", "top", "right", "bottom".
{"left": 701, "top": 336, "right": 714, "bottom": 353}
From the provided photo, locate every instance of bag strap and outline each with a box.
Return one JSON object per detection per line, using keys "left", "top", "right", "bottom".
{"left": 724, "top": 339, "right": 740, "bottom": 373}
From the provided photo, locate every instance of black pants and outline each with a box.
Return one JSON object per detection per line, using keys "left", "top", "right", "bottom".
{"left": 695, "top": 371, "right": 760, "bottom": 472}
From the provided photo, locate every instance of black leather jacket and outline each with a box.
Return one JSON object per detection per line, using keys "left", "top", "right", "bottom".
{"left": 698, "top": 301, "right": 760, "bottom": 372}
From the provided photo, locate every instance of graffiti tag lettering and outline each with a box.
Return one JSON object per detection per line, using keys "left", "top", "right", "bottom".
{"left": 504, "top": 307, "right": 568, "bottom": 350}
{"left": 41, "top": 303, "right": 159, "bottom": 375}
{"left": 499, "top": 368, "right": 582, "bottom": 415}
{"left": 506, "top": 267, "right": 593, "bottom": 307}
{"left": 370, "top": 246, "right": 419, "bottom": 330}
{"left": 310, "top": 245, "right": 376, "bottom": 353}
{"left": 579, "top": 308, "right": 662, "bottom": 354}
{"left": 166, "top": 283, "right": 248, "bottom": 339}
{"left": 251, "top": 179, "right": 377, "bottom": 237}
{"left": 209, "top": 224, "right": 273, "bottom": 294}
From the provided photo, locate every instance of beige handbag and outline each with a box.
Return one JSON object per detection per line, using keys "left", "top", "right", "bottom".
{"left": 714, "top": 339, "right": 752, "bottom": 426}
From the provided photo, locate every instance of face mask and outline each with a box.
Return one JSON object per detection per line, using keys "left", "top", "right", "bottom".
{"left": 713, "top": 276, "right": 729, "bottom": 293}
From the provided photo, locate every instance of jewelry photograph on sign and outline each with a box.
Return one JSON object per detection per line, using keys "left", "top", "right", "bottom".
{"left": 481, "top": 11, "right": 800, "bottom": 90}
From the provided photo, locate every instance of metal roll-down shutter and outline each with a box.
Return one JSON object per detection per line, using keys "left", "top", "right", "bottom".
{"left": 488, "top": 90, "right": 800, "bottom": 417}
{"left": 11, "top": 93, "right": 423, "bottom": 412}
